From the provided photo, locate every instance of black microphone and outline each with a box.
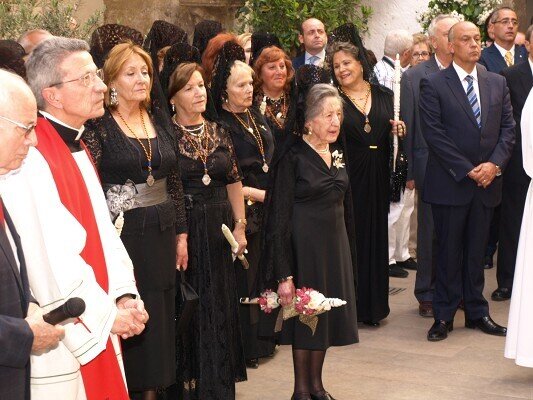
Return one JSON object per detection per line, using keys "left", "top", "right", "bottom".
{"left": 43, "top": 297, "right": 86, "bottom": 325}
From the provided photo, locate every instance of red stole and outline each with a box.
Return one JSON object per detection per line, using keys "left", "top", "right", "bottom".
{"left": 35, "top": 117, "right": 129, "bottom": 400}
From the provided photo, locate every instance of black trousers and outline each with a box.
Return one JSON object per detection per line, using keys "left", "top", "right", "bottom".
{"left": 432, "top": 196, "right": 492, "bottom": 322}
{"left": 496, "top": 178, "right": 530, "bottom": 289}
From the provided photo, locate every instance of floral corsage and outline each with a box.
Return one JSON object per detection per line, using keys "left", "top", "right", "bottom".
{"left": 332, "top": 150, "right": 345, "bottom": 169}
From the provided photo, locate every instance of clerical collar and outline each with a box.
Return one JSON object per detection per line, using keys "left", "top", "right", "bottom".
{"left": 39, "top": 111, "right": 85, "bottom": 153}
{"left": 494, "top": 42, "right": 514, "bottom": 58}
{"left": 382, "top": 56, "right": 395, "bottom": 69}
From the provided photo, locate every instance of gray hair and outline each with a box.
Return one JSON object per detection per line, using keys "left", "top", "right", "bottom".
{"left": 384, "top": 29, "right": 413, "bottom": 57}
{"left": 490, "top": 7, "right": 515, "bottom": 24}
{"left": 25, "top": 36, "right": 90, "bottom": 109}
{"left": 526, "top": 24, "right": 533, "bottom": 43}
{"left": 305, "top": 83, "right": 342, "bottom": 123}
{"left": 428, "top": 14, "right": 461, "bottom": 37}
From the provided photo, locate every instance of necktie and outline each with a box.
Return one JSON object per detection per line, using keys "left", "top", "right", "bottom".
{"left": 465, "top": 75, "right": 481, "bottom": 128}
{"left": 504, "top": 51, "right": 514, "bottom": 67}
{"left": 308, "top": 55, "right": 319, "bottom": 66}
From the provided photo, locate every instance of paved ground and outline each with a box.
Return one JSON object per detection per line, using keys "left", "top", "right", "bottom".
{"left": 236, "top": 267, "right": 533, "bottom": 400}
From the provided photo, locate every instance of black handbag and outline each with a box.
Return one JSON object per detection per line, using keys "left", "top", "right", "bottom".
{"left": 176, "top": 270, "right": 199, "bottom": 335}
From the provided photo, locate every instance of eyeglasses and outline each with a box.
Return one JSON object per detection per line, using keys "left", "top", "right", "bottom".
{"left": 0, "top": 115, "right": 37, "bottom": 138}
{"left": 412, "top": 51, "right": 430, "bottom": 59}
{"left": 493, "top": 19, "right": 519, "bottom": 27}
{"left": 49, "top": 69, "right": 104, "bottom": 88}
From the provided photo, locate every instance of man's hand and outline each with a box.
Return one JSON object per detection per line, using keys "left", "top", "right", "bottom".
{"left": 111, "top": 308, "right": 145, "bottom": 340}
{"left": 117, "top": 297, "right": 149, "bottom": 325}
{"left": 26, "top": 304, "right": 64, "bottom": 353}
{"left": 468, "top": 162, "right": 497, "bottom": 188}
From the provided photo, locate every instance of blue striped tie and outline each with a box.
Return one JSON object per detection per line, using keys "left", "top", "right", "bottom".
{"left": 465, "top": 75, "right": 481, "bottom": 128}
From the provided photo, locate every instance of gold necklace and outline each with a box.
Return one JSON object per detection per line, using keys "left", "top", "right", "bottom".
{"left": 232, "top": 109, "right": 269, "bottom": 173}
{"left": 265, "top": 93, "right": 288, "bottom": 129}
{"left": 341, "top": 82, "right": 372, "bottom": 133}
{"left": 116, "top": 106, "right": 155, "bottom": 186}
{"left": 174, "top": 116, "right": 212, "bottom": 186}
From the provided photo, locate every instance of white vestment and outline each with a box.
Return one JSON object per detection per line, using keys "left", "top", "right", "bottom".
{"left": 505, "top": 88, "right": 533, "bottom": 367}
{"left": 0, "top": 146, "right": 138, "bottom": 398}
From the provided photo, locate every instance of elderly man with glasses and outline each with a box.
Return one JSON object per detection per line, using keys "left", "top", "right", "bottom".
{"left": 1, "top": 37, "right": 148, "bottom": 400}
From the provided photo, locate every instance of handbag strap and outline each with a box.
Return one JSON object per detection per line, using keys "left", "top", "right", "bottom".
{"left": 180, "top": 269, "right": 186, "bottom": 284}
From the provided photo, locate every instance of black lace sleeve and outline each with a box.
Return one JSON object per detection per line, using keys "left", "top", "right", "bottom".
{"left": 82, "top": 120, "right": 105, "bottom": 167}
{"left": 216, "top": 123, "right": 243, "bottom": 184}
{"left": 167, "top": 158, "right": 188, "bottom": 234}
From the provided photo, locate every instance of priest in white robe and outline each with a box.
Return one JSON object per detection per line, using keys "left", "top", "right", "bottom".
{"left": 505, "top": 88, "right": 533, "bottom": 367}
{"left": 1, "top": 36, "right": 149, "bottom": 399}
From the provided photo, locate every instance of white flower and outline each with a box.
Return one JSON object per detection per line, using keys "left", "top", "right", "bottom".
{"left": 307, "top": 290, "right": 327, "bottom": 310}
{"left": 331, "top": 150, "right": 345, "bottom": 169}
{"left": 266, "top": 291, "right": 280, "bottom": 309}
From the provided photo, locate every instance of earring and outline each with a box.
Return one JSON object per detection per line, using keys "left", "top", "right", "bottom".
{"left": 307, "top": 128, "right": 313, "bottom": 135}
{"left": 110, "top": 87, "right": 118, "bottom": 106}
{"left": 171, "top": 102, "right": 175, "bottom": 113}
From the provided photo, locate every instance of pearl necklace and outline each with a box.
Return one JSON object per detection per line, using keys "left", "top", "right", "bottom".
{"left": 303, "top": 136, "right": 329, "bottom": 155}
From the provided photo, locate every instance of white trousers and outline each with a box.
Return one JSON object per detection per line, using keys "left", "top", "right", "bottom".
{"left": 388, "top": 188, "right": 416, "bottom": 264}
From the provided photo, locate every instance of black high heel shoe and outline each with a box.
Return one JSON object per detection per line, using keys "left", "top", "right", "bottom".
{"left": 291, "top": 393, "right": 312, "bottom": 400}
{"left": 310, "top": 391, "right": 336, "bottom": 400}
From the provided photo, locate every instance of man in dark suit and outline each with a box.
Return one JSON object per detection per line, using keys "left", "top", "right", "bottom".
{"left": 0, "top": 69, "right": 63, "bottom": 400}
{"left": 479, "top": 6, "right": 527, "bottom": 269}
{"left": 420, "top": 21, "right": 515, "bottom": 341}
{"left": 480, "top": 7, "right": 528, "bottom": 73}
{"left": 492, "top": 25, "right": 533, "bottom": 301}
{"left": 401, "top": 14, "right": 460, "bottom": 318}
{"left": 292, "top": 18, "right": 327, "bottom": 70}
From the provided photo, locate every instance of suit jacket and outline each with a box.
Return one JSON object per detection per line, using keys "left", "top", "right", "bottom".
{"left": 0, "top": 204, "right": 34, "bottom": 400}
{"left": 292, "top": 54, "right": 305, "bottom": 70}
{"left": 500, "top": 60, "right": 533, "bottom": 184}
{"left": 401, "top": 56, "right": 440, "bottom": 185}
{"left": 479, "top": 43, "right": 528, "bottom": 73}
{"left": 420, "top": 64, "right": 515, "bottom": 207}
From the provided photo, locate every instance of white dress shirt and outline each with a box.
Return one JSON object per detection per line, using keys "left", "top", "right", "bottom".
{"left": 529, "top": 58, "right": 533, "bottom": 78}
{"left": 305, "top": 48, "right": 326, "bottom": 66}
{"left": 494, "top": 42, "right": 515, "bottom": 59}
{"left": 453, "top": 62, "right": 481, "bottom": 117}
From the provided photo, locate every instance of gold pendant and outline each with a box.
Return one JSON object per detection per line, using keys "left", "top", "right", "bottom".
{"left": 262, "top": 163, "right": 269, "bottom": 173}
{"left": 202, "top": 173, "right": 211, "bottom": 186}
{"left": 247, "top": 127, "right": 253, "bottom": 134}
{"left": 146, "top": 174, "right": 155, "bottom": 186}
{"left": 364, "top": 122, "right": 371, "bottom": 133}
{"left": 247, "top": 199, "right": 254, "bottom": 206}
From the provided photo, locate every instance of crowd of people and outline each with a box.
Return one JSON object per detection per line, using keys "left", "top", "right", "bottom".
{"left": 0, "top": 5, "right": 532, "bottom": 400}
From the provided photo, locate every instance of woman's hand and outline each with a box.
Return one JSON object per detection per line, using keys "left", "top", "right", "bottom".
{"left": 242, "top": 186, "right": 266, "bottom": 203}
{"left": 277, "top": 279, "right": 295, "bottom": 307}
{"left": 390, "top": 119, "right": 407, "bottom": 138}
{"left": 176, "top": 233, "right": 188, "bottom": 270}
{"left": 232, "top": 223, "right": 247, "bottom": 256}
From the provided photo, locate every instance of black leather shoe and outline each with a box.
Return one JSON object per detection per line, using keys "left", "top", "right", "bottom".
{"left": 465, "top": 315, "right": 507, "bottom": 336}
{"left": 310, "top": 392, "right": 336, "bottom": 400}
{"left": 419, "top": 301, "right": 433, "bottom": 317}
{"left": 389, "top": 263, "right": 409, "bottom": 278}
{"left": 363, "top": 320, "right": 380, "bottom": 327}
{"left": 245, "top": 358, "right": 259, "bottom": 369}
{"left": 427, "top": 320, "right": 453, "bottom": 341}
{"left": 491, "top": 287, "right": 512, "bottom": 301}
{"left": 397, "top": 257, "right": 418, "bottom": 270}
{"left": 483, "top": 255, "right": 494, "bottom": 269}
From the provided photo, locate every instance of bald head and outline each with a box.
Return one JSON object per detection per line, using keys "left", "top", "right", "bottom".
{"left": 18, "top": 29, "right": 53, "bottom": 56}
{"left": 448, "top": 21, "right": 479, "bottom": 42}
{"left": 448, "top": 22, "right": 481, "bottom": 71}
{"left": 299, "top": 18, "right": 327, "bottom": 55}
{"left": 0, "top": 69, "right": 38, "bottom": 174}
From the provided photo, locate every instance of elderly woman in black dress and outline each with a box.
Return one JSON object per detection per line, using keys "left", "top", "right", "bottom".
{"left": 212, "top": 41, "right": 277, "bottom": 369}
{"left": 168, "top": 60, "right": 247, "bottom": 399}
{"left": 262, "top": 84, "right": 358, "bottom": 400}
{"left": 328, "top": 25, "right": 406, "bottom": 327}
{"left": 83, "top": 42, "right": 187, "bottom": 400}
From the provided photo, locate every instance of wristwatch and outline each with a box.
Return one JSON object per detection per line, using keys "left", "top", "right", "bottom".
{"left": 495, "top": 165, "right": 502, "bottom": 177}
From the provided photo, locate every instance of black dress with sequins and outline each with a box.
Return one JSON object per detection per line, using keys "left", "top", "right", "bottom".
{"left": 172, "top": 120, "right": 247, "bottom": 400}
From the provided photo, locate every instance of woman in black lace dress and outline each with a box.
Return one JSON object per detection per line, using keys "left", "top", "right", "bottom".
{"left": 83, "top": 43, "right": 187, "bottom": 400}
{"left": 168, "top": 61, "right": 247, "bottom": 399}
{"left": 214, "top": 44, "right": 277, "bottom": 368}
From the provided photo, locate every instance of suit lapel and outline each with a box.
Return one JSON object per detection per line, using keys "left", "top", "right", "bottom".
{"left": 515, "top": 46, "right": 527, "bottom": 64}
{"left": 519, "top": 61, "right": 533, "bottom": 93}
{"left": 478, "top": 68, "right": 491, "bottom": 130}
{"left": 0, "top": 214, "right": 24, "bottom": 294}
{"left": 444, "top": 67, "right": 479, "bottom": 128}
{"left": 425, "top": 57, "right": 439, "bottom": 76}
{"left": 488, "top": 44, "right": 507, "bottom": 72}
